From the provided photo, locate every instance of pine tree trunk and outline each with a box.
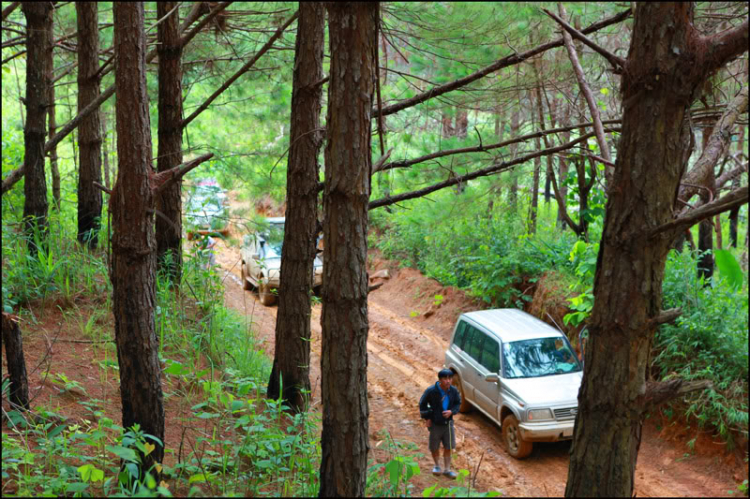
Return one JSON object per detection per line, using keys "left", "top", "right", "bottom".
{"left": 698, "top": 216, "right": 714, "bottom": 282}
{"left": 46, "top": 34, "right": 60, "bottom": 210}
{"left": 508, "top": 108, "right": 519, "bottom": 207}
{"left": 76, "top": 1, "right": 103, "bottom": 249}
{"left": 729, "top": 207, "right": 740, "bottom": 248}
{"left": 319, "top": 3, "right": 377, "bottom": 496}
{"left": 155, "top": 1, "right": 184, "bottom": 282}
{"left": 2, "top": 313, "right": 29, "bottom": 411}
{"left": 565, "top": 3, "right": 747, "bottom": 496}
{"left": 267, "top": 2, "right": 324, "bottom": 412}
{"left": 112, "top": 2, "right": 165, "bottom": 472}
{"left": 102, "top": 113, "right": 111, "bottom": 190}
{"left": 456, "top": 107, "right": 468, "bottom": 138}
{"left": 21, "top": 2, "right": 51, "bottom": 253}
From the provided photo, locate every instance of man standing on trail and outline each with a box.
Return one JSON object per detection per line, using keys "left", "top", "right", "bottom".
{"left": 419, "top": 368, "right": 461, "bottom": 479}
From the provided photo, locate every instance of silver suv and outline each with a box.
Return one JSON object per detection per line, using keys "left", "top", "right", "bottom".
{"left": 240, "top": 217, "right": 323, "bottom": 306}
{"left": 444, "top": 308, "right": 582, "bottom": 459}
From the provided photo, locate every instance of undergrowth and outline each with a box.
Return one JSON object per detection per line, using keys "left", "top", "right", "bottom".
{"left": 1, "top": 207, "right": 321, "bottom": 497}
{"left": 370, "top": 189, "right": 577, "bottom": 308}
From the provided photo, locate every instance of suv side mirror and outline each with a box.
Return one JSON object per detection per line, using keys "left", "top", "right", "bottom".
{"left": 485, "top": 373, "right": 499, "bottom": 383}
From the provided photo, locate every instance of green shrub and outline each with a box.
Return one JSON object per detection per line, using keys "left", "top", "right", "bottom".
{"left": 373, "top": 189, "right": 576, "bottom": 307}
{"left": 655, "top": 249, "right": 748, "bottom": 446}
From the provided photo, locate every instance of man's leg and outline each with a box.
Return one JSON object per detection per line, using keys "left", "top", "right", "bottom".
{"left": 443, "top": 422, "right": 457, "bottom": 478}
{"left": 428, "top": 426, "right": 442, "bottom": 475}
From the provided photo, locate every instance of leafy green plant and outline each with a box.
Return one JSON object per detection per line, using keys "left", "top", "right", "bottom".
{"left": 50, "top": 372, "right": 89, "bottom": 397}
{"left": 366, "top": 429, "right": 423, "bottom": 497}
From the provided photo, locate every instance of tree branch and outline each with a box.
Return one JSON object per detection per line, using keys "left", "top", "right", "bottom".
{"left": 179, "top": 2, "right": 233, "bottom": 49}
{"left": 651, "top": 186, "right": 748, "bottom": 238}
{"left": 542, "top": 7, "right": 625, "bottom": 72}
{"left": 371, "top": 148, "right": 393, "bottom": 174}
{"left": 151, "top": 153, "right": 214, "bottom": 197}
{"left": 369, "top": 131, "right": 602, "bottom": 210}
{"left": 181, "top": 10, "right": 298, "bottom": 128}
{"left": 377, "top": 119, "right": 620, "bottom": 173}
{"left": 555, "top": 4, "right": 613, "bottom": 183}
{"left": 702, "top": 19, "right": 749, "bottom": 76}
{"left": 93, "top": 182, "right": 112, "bottom": 195}
{"left": 2, "top": 2, "right": 20, "bottom": 21}
{"left": 1, "top": 165, "right": 25, "bottom": 195}
{"left": 648, "top": 308, "right": 682, "bottom": 328}
{"left": 643, "top": 379, "right": 713, "bottom": 412}
{"left": 715, "top": 161, "right": 747, "bottom": 190}
{"left": 548, "top": 158, "right": 583, "bottom": 235}
{"left": 677, "top": 85, "right": 748, "bottom": 209}
{"left": 372, "top": 9, "right": 632, "bottom": 118}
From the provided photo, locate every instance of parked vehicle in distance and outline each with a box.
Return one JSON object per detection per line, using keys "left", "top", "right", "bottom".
{"left": 444, "top": 308, "right": 582, "bottom": 459}
{"left": 184, "top": 178, "right": 228, "bottom": 237}
{"left": 240, "top": 217, "right": 323, "bottom": 306}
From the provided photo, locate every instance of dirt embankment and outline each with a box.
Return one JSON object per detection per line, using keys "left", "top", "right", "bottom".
{"left": 215, "top": 231, "right": 746, "bottom": 497}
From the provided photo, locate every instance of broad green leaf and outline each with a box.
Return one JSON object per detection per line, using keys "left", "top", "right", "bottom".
{"left": 714, "top": 249, "right": 743, "bottom": 289}
{"left": 106, "top": 445, "right": 138, "bottom": 463}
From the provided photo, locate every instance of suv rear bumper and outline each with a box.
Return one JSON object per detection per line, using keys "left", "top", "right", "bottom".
{"left": 518, "top": 420, "right": 574, "bottom": 442}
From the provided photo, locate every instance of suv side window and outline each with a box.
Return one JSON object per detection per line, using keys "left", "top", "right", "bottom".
{"left": 452, "top": 321, "right": 468, "bottom": 349}
{"left": 479, "top": 336, "right": 500, "bottom": 373}
{"left": 464, "top": 325, "right": 485, "bottom": 363}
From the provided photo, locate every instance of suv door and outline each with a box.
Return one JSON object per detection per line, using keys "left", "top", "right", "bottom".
{"left": 473, "top": 334, "right": 502, "bottom": 420}
{"left": 460, "top": 324, "right": 487, "bottom": 412}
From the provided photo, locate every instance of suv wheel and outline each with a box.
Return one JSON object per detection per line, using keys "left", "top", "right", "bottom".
{"left": 453, "top": 373, "right": 473, "bottom": 413}
{"left": 502, "top": 414, "right": 533, "bottom": 459}
{"left": 241, "top": 262, "right": 252, "bottom": 290}
{"left": 259, "top": 281, "right": 276, "bottom": 306}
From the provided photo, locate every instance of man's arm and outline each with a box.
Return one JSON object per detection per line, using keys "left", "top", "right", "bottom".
{"left": 450, "top": 388, "right": 461, "bottom": 415}
{"left": 419, "top": 388, "right": 432, "bottom": 419}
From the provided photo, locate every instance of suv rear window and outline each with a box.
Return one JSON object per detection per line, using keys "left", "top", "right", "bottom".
{"left": 463, "top": 325, "right": 485, "bottom": 362}
{"left": 452, "top": 321, "right": 468, "bottom": 349}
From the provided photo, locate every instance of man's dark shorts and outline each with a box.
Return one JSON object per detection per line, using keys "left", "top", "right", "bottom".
{"left": 429, "top": 420, "right": 456, "bottom": 452}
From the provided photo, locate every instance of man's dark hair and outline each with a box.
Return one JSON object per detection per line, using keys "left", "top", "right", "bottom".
{"left": 438, "top": 368, "right": 454, "bottom": 379}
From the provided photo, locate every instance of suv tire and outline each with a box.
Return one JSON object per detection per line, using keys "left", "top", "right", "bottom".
{"left": 241, "top": 262, "right": 252, "bottom": 290}
{"left": 259, "top": 281, "right": 276, "bottom": 306}
{"left": 502, "top": 414, "right": 533, "bottom": 459}
{"left": 454, "top": 373, "right": 473, "bottom": 413}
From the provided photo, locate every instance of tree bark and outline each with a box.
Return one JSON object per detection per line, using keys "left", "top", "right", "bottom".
{"left": 2, "top": 313, "right": 29, "bottom": 411}
{"left": 102, "top": 113, "right": 111, "bottom": 189}
{"left": 155, "top": 1, "right": 184, "bottom": 281}
{"left": 21, "top": 2, "right": 52, "bottom": 253}
{"left": 76, "top": 2, "right": 103, "bottom": 249}
{"left": 319, "top": 3, "right": 376, "bottom": 496}
{"left": 729, "top": 206, "right": 740, "bottom": 248}
{"left": 112, "top": 1, "right": 165, "bottom": 473}
{"left": 565, "top": 4, "right": 748, "bottom": 497}
{"left": 267, "top": 2, "right": 324, "bottom": 413}
{"left": 508, "top": 103, "right": 520, "bottom": 207}
{"left": 456, "top": 107, "right": 468, "bottom": 138}
{"left": 46, "top": 30, "right": 60, "bottom": 210}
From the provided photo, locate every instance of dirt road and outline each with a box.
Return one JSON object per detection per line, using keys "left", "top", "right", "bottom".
{"left": 214, "top": 237, "right": 743, "bottom": 497}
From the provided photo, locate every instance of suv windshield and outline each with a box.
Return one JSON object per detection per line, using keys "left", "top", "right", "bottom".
{"left": 502, "top": 337, "right": 581, "bottom": 379}
{"left": 261, "top": 223, "right": 284, "bottom": 258}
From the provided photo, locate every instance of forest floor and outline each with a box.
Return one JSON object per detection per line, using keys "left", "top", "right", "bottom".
{"left": 213, "top": 216, "right": 747, "bottom": 497}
